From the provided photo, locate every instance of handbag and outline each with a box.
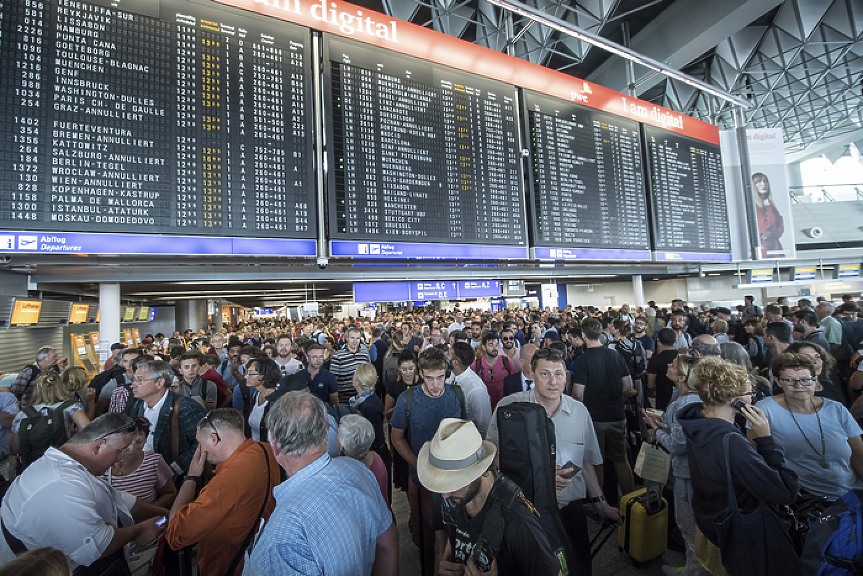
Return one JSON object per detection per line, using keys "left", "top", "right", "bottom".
{"left": 634, "top": 442, "right": 671, "bottom": 484}
{"left": 712, "top": 433, "right": 801, "bottom": 576}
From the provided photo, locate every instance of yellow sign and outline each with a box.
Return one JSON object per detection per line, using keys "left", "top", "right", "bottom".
{"left": 11, "top": 300, "right": 42, "bottom": 326}
{"left": 124, "top": 307, "right": 136, "bottom": 322}
{"left": 69, "top": 303, "right": 89, "bottom": 324}
{"left": 138, "top": 307, "right": 150, "bottom": 321}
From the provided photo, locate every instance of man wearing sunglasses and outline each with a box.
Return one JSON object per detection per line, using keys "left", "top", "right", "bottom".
{"left": 0, "top": 413, "right": 166, "bottom": 571}
{"left": 126, "top": 359, "right": 207, "bottom": 478}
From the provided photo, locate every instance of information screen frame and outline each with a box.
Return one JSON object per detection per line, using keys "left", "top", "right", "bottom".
{"left": 642, "top": 124, "right": 732, "bottom": 262}
{"left": 69, "top": 303, "right": 90, "bottom": 324}
{"left": 0, "top": 0, "right": 319, "bottom": 256}
{"left": 322, "top": 34, "right": 529, "bottom": 260}
{"left": 522, "top": 89, "right": 651, "bottom": 261}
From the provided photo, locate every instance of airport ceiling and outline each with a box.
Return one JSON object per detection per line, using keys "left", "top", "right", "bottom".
{"left": 13, "top": 0, "right": 863, "bottom": 308}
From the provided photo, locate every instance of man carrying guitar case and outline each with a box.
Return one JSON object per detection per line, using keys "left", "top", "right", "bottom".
{"left": 487, "top": 348, "right": 622, "bottom": 576}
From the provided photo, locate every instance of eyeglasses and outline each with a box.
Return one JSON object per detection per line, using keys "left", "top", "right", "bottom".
{"left": 132, "top": 377, "right": 152, "bottom": 384}
{"left": 199, "top": 414, "right": 222, "bottom": 442}
{"left": 96, "top": 421, "right": 138, "bottom": 441}
{"left": 501, "top": 337, "right": 515, "bottom": 341}
{"left": 777, "top": 377, "right": 817, "bottom": 387}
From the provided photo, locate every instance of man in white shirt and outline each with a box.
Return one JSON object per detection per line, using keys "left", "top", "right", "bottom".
{"left": 446, "top": 343, "right": 492, "bottom": 439}
{"left": 448, "top": 311, "right": 465, "bottom": 334}
{"left": 0, "top": 413, "right": 165, "bottom": 571}
{"left": 275, "top": 336, "right": 303, "bottom": 377}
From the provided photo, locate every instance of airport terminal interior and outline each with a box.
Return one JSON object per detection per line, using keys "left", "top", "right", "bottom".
{"left": 0, "top": 0, "right": 861, "bottom": 573}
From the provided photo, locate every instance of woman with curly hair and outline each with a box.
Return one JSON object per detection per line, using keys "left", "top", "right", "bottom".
{"left": 679, "top": 357, "right": 800, "bottom": 576}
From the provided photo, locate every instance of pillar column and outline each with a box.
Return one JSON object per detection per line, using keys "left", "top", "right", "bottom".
{"left": 98, "top": 283, "right": 121, "bottom": 365}
{"left": 175, "top": 299, "right": 208, "bottom": 334}
{"left": 211, "top": 300, "right": 223, "bottom": 332}
{"left": 632, "top": 274, "right": 646, "bottom": 309}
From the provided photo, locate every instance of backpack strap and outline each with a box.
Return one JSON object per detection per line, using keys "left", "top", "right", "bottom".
{"left": 840, "top": 490, "right": 861, "bottom": 512}
{"left": 404, "top": 386, "right": 415, "bottom": 429}
{"left": 451, "top": 384, "right": 465, "bottom": 413}
{"left": 225, "top": 443, "right": 272, "bottom": 576}
{"left": 471, "top": 477, "right": 520, "bottom": 570}
{"left": 171, "top": 397, "right": 183, "bottom": 464}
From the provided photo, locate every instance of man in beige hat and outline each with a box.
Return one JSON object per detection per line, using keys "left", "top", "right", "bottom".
{"left": 419, "top": 418, "right": 563, "bottom": 576}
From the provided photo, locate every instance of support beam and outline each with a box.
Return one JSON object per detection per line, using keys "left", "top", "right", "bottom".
{"left": 98, "top": 283, "right": 120, "bottom": 366}
{"left": 586, "top": 0, "right": 783, "bottom": 96}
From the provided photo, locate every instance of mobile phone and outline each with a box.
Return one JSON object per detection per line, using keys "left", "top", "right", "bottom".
{"left": 155, "top": 516, "right": 167, "bottom": 527}
{"left": 732, "top": 399, "right": 747, "bottom": 412}
{"left": 559, "top": 461, "right": 580, "bottom": 479}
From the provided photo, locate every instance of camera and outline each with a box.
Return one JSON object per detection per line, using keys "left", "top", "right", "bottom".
{"left": 316, "top": 257, "right": 328, "bottom": 270}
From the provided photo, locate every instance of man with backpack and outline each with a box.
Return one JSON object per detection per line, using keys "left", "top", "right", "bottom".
{"left": 572, "top": 319, "right": 637, "bottom": 500}
{"left": 488, "top": 347, "right": 620, "bottom": 576}
{"left": 421, "top": 418, "right": 563, "bottom": 576}
{"left": 472, "top": 333, "right": 518, "bottom": 411}
{"left": 12, "top": 347, "right": 65, "bottom": 408}
{"left": 391, "top": 350, "right": 466, "bottom": 576}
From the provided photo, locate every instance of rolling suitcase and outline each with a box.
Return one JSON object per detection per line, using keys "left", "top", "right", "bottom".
{"left": 618, "top": 483, "right": 668, "bottom": 563}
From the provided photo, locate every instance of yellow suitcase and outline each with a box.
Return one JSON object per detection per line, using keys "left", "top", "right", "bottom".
{"left": 618, "top": 486, "right": 668, "bottom": 563}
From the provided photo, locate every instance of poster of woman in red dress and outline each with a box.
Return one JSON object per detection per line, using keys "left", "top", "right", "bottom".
{"left": 752, "top": 172, "right": 785, "bottom": 258}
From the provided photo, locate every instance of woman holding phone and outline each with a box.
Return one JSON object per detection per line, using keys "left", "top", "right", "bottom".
{"left": 679, "top": 357, "right": 800, "bottom": 576}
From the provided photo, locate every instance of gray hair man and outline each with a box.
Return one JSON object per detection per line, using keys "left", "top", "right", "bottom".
{"left": 245, "top": 392, "right": 396, "bottom": 576}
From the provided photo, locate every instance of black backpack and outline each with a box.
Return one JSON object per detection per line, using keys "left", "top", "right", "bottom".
{"left": 496, "top": 402, "right": 575, "bottom": 575}
{"left": 14, "top": 364, "right": 41, "bottom": 402}
{"left": 88, "top": 366, "right": 125, "bottom": 399}
{"left": 617, "top": 336, "right": 647, "bottom": 380}
{"left": 18, "top": 399, "right": 76, "bottom": 469}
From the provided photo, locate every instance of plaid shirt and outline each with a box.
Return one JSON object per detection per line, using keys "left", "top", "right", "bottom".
{"left": 109, "top": 387, "right": 130, "bottom": 413}
{"left": 126, "top": 390, "right": 206, "bottom": 475}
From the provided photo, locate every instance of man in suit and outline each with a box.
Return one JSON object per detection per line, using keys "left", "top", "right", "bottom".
{"left": 503, "top": 343, "right": 538, "bottom": 397}
{"left": 126, "top": 358, "right": 207, "bottom": 477}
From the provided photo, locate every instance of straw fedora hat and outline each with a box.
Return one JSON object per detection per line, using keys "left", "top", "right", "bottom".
{"left": 418, "top": 418, "right": 496, "bottom": 494}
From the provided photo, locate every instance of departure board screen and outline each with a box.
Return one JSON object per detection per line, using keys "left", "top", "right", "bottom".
{"left": 324, "top": 36, "right": 526, "bottom": 247}
{"left": 643, "top": 126, "right": 730, "bottom": 254}
{"left": 0, "top": 0, "right": 315, "bottom": 238}
{"left": 525, "top": 90, "right": 649, "bottom": 253}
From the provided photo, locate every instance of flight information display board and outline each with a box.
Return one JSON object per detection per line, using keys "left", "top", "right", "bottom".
{"left": 524, "top": 91, "right": 650, "bottom": 260}
{"left": 0, "top": 0, "right": 316, "bottom": 241}
{"left": 325, "top": 35, "right": 527, "bottom": 258}
{"left": 643, "top": 126, "right": 731, "bottom": 260}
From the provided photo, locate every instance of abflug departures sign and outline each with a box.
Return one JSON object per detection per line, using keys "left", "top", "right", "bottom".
{"left": 0, "top": 0, "right": 316, "bottom": 251}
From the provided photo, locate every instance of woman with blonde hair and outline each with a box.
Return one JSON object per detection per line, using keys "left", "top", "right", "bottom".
{"left": 61, "top": 366, "right": 96, "bottom": 420}
{"left": 0, "top": 547, "right": 71, "bottom": 576}
{"left": 10, "top": 372, "right": 89, "bottom": 468}
{"left": 679, "top": 357, "right": 800, "bottom": 576}
{"left": 349, "top": 363, "right": 390, "bottom": 491}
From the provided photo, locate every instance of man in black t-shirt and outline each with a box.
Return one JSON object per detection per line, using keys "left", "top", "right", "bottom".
{"left": 646, "top": 328, "right": 678, "bottom": 411}
{"left": 420, "top": 419, "right": 562, "bottom": 576}
{"left": 572, "top": 318, "right": 635, "bottom": 496}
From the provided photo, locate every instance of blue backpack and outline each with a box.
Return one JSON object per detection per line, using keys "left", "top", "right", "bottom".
{"left": 802, "top": 490, "right": 863, "bottom": 575}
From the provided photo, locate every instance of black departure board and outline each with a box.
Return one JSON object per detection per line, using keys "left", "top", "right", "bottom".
{"left": 525, "top": 90, "right": 648, "bottom": 250}
{"left": 0, "top": 0, "right": 315, "bottom": 237}
{"left": 643, "top": 126, "right": 730, "bottom": 253}
{"left": 324, "top": 36, "right": 526, "bottom": 246}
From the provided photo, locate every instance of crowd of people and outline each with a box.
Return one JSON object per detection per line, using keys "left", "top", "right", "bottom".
{"left": 0, "top": 292, "right": 861, "bottom": 576}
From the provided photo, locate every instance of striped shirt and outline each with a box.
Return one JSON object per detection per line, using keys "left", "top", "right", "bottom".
{"left": 329, "top": 346, "right": 370, "bottom": 404}
{"left": 100, "top": 452, "right": 173, "bottom": 503}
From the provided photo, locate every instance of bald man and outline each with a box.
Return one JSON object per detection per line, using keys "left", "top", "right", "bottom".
{"left": 690, "top": 334, "right": 721, "bottom": 358}
{"left": 502, "top": 343, "right": 538, "bottom": 397}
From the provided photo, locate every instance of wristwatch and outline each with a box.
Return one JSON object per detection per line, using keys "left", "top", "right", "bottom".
{"left": 588, "top": 495, "right": 606, "bottom": 503}
{"left": 184, "top": 475, "right": 202, "bottom": 485}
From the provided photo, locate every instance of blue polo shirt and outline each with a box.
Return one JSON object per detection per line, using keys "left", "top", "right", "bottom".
{"left": 390, "top": 385, "right": 466, "bottom": 482}
{"left": 297, "top": 368, "right": 338, "bottom": 404}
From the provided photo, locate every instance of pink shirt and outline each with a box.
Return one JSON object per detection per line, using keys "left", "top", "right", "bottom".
{"left": 369, "top": 451, "right": 390, "bottom": 508}
{"left": 471, "top": 354, "right": 518, "bottom": 411}
{"left": 101, "top": 452, "right": 173, "bottom": 503}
